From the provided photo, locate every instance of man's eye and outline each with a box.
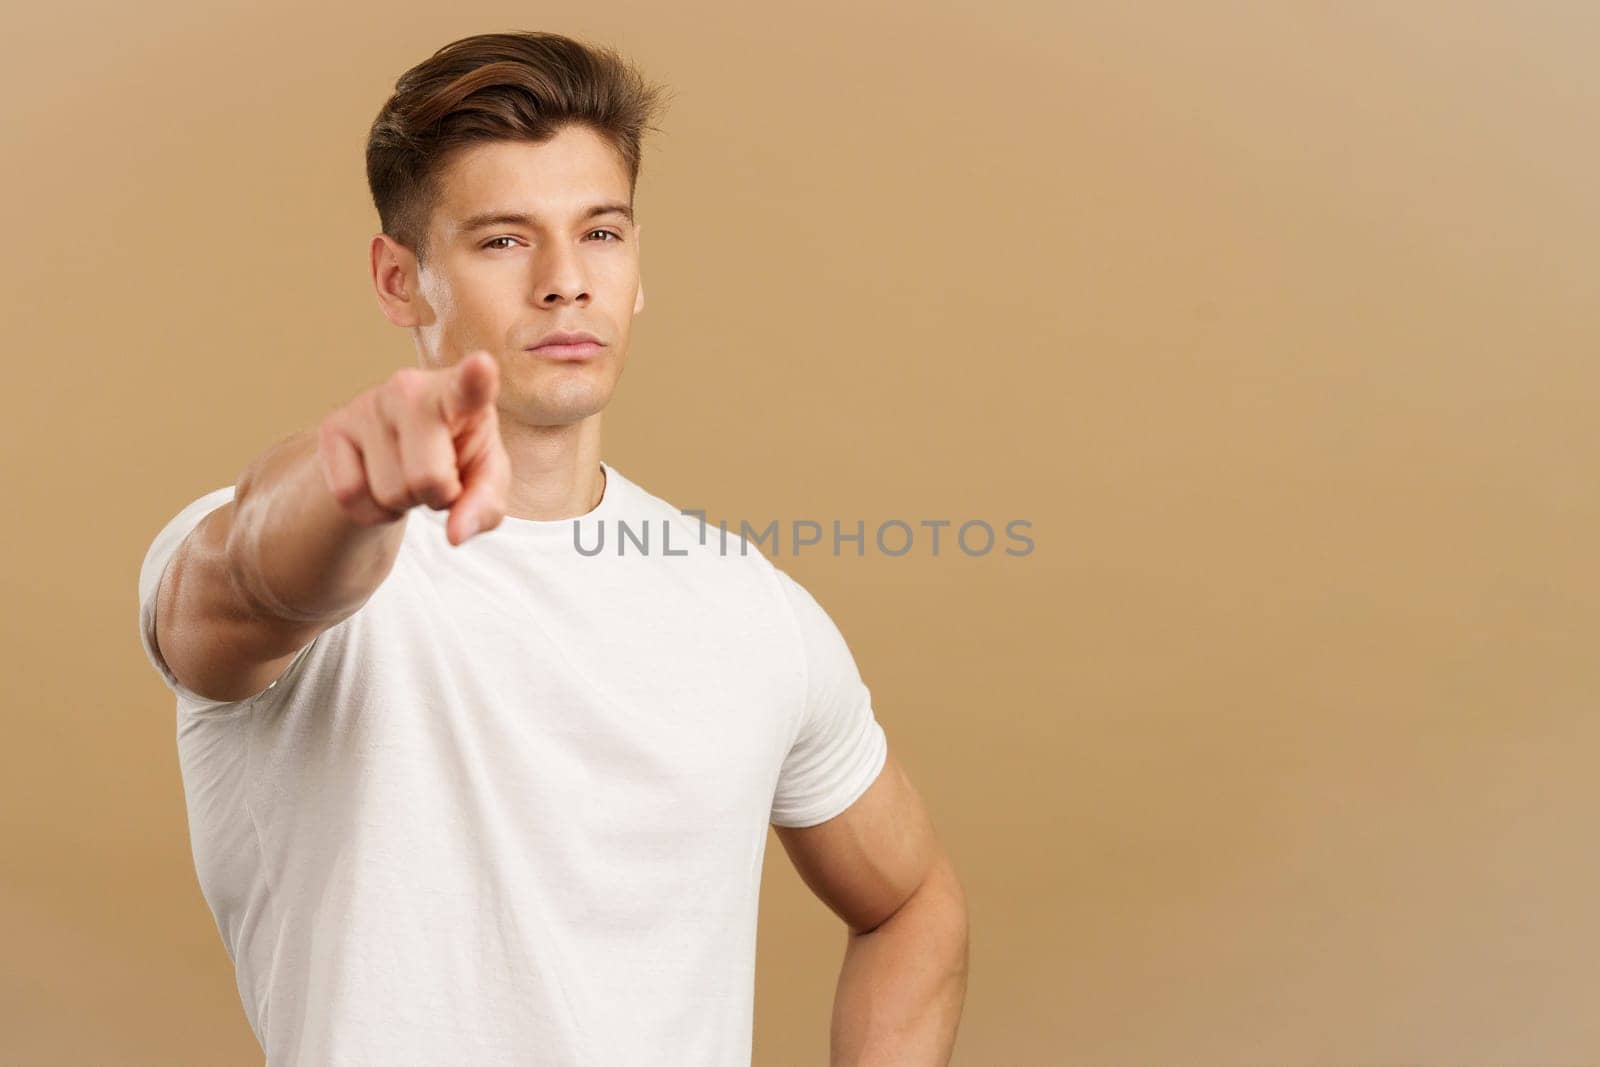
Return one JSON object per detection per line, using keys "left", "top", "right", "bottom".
{"left": 483, "top": 232, "right": 620, "bottom": 250}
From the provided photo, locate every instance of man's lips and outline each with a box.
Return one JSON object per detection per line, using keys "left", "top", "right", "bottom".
{"left": 526, "top": 329, "right": 606, "bottom": 360}
{"left": 530, "top": 329, "right": 601, "bottom": 347}
{"left": 525, "top": 340, "right": 605, "bottom": 360}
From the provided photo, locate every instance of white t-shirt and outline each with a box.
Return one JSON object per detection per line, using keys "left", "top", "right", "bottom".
{"left": 136, "top": 460, "right": 888, "bottom": 1066}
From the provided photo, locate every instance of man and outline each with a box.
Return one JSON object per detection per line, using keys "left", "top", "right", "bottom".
{"left": 137, "top": 30, "right": 968, "bottom": 1066}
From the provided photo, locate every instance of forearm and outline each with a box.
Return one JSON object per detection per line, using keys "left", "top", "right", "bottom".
{"left": 226, "top": 426, "right": 406, "bottom": 625}
{"left": 830, "top": 854, "right": 970, "bottom": 1066}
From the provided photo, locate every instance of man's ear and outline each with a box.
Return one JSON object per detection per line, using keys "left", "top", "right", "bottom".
{"left": 371, "top": 233, "right": 423, "bottom": 328}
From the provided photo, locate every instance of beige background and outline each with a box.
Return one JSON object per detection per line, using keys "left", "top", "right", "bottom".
{"left": 3, "top": 1, "right": 1597, "bottom": 1063}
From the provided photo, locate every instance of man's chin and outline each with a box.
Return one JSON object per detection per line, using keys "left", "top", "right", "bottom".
{"left": 499, "top": 390, "right": 612, "bottom": 428}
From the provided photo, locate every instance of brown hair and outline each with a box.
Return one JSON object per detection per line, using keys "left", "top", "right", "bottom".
{"left": 365, "top": 31, "right": 672, "bottom": 267}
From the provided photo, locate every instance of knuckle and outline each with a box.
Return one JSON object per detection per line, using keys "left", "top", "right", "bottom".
{"left": 388, "top": 366, "right": 426, "bottom": 392}
{"left": 380, "top": 370, "right": 425, "bottom": 411}
{"left": 329, "top": 479, "right": 366, "bottom": 509}
{"left": 408, "top": 468, "right": 457, "bottom": 499}
{"left": 371, "top": 489, "right": 411, "bottom": 513}
{"left": 320, "top": 411, "right": 353, "bottom": 446}
{"left": 365, "top": 473, "right": 405, "bottom": 508}
{"left": 357, "top": 389, "right": 390, "bottom": 430}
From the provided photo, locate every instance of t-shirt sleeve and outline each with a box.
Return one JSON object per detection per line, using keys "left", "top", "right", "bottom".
{"left": 768, "top": 567, "right": 889, "bottom": 828}
{"left": 137, "top": 484, "right": 314, "bottom": 714}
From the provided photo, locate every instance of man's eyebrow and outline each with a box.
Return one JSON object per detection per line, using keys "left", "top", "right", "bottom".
{"left": 456, "top": 202, "right": 635, "bottom": 233}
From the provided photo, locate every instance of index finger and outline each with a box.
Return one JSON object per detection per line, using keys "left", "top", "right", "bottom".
{"left": 438, "top": 350, "right": 499, "bottom": 426}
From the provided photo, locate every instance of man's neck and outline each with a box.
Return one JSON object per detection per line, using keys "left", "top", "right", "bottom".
{"left": 497, "top": 415, "right": 606, "bottom": 521}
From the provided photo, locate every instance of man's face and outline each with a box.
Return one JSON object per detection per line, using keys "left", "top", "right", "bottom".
{"left": 402, "top": 126, "right": 644, "bottom": 427}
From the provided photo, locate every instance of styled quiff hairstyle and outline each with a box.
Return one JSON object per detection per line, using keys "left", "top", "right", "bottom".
{"left": 365, "top": 31, "right": 671, "bottom": 267}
